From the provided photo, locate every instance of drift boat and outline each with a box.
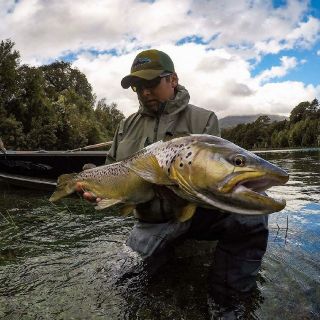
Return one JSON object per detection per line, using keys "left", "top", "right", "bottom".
{"left": 0, "top": 142, "right": 111, "bottom": 190}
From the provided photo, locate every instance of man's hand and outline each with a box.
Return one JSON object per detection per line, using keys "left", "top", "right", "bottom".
{"left": 82, "top": 163, "right": 97, "bottom": 170}
{"left": 75, "top": 163, "right": 102, "bottom": 203}
{"left": 75, "top": 182, "right": 102, "bottom": 203}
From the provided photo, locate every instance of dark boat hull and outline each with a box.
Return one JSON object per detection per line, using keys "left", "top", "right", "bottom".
{"left": 0, "top": 151, "right": 107, "bottom": 189}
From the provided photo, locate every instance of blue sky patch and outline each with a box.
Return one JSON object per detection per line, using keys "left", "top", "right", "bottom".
{"left": 251, "top": 47, "right": 320, "bottom": 86}
{"left": 272, "top": 0, "right": 287, "bottom": 9}
{"left": 310, "top": 0, "right": 320, "bottom": 18}
{"left": 6, "top": 0, "right": 20, "bottom": 14}
{"left": 58, "top": 48, "right": 120, "bottom": 63}
{"left": 176, "top": 34, "right": 220, "bottom": 46}
{"left": 176, "top": 35, "right": 208, "bottom": 46}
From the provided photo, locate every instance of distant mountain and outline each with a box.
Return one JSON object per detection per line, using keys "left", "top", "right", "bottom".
{"left": 219, "top": 114, "right": 288, "bottom": 129}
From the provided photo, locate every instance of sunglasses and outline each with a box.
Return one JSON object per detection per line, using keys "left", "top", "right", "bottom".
{"left": 131, "top": 73, "right": 172, "bottom": 93}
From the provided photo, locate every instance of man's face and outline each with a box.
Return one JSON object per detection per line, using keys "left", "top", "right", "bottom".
{"left": 132, "top": 74, "right": 178, "bottom": 112}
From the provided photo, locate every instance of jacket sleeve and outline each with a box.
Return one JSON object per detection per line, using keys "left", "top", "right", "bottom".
{"left": 105, "top": 120, "right": 124, "bottom": 164}
{"left": 203, "top": 112, "right": 221, "bottom": 137}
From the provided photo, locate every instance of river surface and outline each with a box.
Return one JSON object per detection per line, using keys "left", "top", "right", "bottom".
{"left": 0, "top": 149, "right": 319, "bottom": 319}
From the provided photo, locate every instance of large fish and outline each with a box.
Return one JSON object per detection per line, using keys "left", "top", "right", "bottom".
{"left": 49, "top": 134, "right": 289, "bottom": 221}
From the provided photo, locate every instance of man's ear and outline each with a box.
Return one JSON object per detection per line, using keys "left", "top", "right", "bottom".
{"left": 171, "top": 73, "right": 178, "bottom": 88}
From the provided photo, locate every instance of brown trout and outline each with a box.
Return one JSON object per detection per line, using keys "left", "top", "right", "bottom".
{"left": 49, "top": 134, "right": 289, "bottom": 221}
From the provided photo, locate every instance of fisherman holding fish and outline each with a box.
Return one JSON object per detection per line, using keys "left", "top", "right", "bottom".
{"left": 57, "top": 49, "right": 286, "bottom": 310}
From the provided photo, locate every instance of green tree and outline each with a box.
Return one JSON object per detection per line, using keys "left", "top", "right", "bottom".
{"left": 0, "top": 39, "right": 20, "bottom": 109}
{"left": 278, "top": 130, "right": 289, "bottom": 148}
{"left": 253, "top": 115, "right": 271, "bottom": 148}
{"left": 0, "top": 39, "right": 25, "bottom": 148}
{"left": 289, "top": 101, "right": 309, "bottom": 123}
{"left": 0, "top": 115, "right": 25, "bottom": 149}
{"left": 95, "top": 99, "right": 125, "bottom": 139}
{"left": 288, "top": 121, "right": 304, "bottom": 147}
{"left": 40, "top": 61, "right": 95, "bottom": 106}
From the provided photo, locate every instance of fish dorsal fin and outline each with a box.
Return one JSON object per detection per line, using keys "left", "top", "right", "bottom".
{"left": 120, "top": 204, "right": 136, "bottom": 216}
{"left": 125, "top": 154, "right": 174, "bottom": 185}
{"left": 95, "top": 198, "right": 122, "bottom": 210}
{"left": 176, "top": 203, "right": 197, "bottom": 222}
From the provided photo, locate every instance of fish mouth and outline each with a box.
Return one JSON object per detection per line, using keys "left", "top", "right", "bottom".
{"left": 231, "top": 173, "right": 289, "bottom": 211}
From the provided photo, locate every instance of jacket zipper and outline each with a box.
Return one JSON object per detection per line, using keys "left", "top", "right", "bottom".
{"left": 153, "top": 103, "right": 166, "bottom": 142}
{"left": 153, "top": 116, "right": 160, "bottom": 143}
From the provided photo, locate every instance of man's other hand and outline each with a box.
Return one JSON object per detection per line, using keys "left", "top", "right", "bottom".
{"left": 82, "top": 163, "right": 97, "bottom": 170}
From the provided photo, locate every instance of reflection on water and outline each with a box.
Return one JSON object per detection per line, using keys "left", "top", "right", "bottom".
{"left": 255, "top": 149, "right": 320, "bottom": 320}
{"left": 0, "top": 149, "right": 319, "bottom": 319}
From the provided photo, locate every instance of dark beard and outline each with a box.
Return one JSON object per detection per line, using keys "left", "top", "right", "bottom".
{"left": 143, "top": 100, "right": 165, "bottom": 114}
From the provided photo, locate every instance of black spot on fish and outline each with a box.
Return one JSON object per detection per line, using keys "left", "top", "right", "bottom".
{"left": 189, "top": 161, "right": 192, "bottom": 165}
{"left": 168, "top": 168, "right": 170, "bottom": 173}
{"left": 180, "top": 163, "right": 183, "bottom": 167}
{"left": 186, "top": 152, "right": 192, "bottom": 158}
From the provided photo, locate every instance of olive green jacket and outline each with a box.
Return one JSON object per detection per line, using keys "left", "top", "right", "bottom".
{"left": 105, "top": 84, "right": 220, "bottom": 222}
{"left": 106, "top": 85, "right": 220, "bottom": 164}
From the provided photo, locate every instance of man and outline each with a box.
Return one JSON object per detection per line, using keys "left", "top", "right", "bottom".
{"left": 81, "top": 49, "right": 268, "bottom": 307}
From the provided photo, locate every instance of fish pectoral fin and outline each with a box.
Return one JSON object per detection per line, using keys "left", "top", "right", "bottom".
{"left": 169, "top": 166, "right": 195, "bottom": 195}
{"left": 126, "top": 154, "right": 174, "bottom": 185}
{"left": 120, "top": 204, "right": 136, "bottom": 216}
{"left": 176, "top": 203, "right": 197, "bottom": 222}
{"left": 95, "top": 198, "right": 122, "bottom": 210}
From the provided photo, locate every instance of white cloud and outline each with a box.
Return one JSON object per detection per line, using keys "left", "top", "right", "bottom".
{"left": 73, "top": 43, "right": 318, "bottom": 118}
{"left": 0, "top": 0, "right": 193, "bottom": 63}
{"left": 254, "top": 17, "right": 320, "bottom": 55}
{"left": 237, "top": 81, "right": 317, "bottom": 116}
{"left": 286, "top": 17, "right": 320, "bottom": 49}
{"left": 317, "top": 50, "right": 320, "bottom": 56}
{"left": 1, "top": 0, "right": 317, "bottom": 63}
{"left": 255, "top": 56, "right": 298, "bottom": 83}
{"left": 1, "top": 0, "right": 319, "bottom": 118}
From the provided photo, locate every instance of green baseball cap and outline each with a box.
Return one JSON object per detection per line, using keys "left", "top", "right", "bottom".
{"left": 121, "top": 49, "right": 175, "bottom": 89}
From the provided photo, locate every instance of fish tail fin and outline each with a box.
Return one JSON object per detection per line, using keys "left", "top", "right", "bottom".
{"left": 49, "top": 173, "right": 78, "bottom": 202}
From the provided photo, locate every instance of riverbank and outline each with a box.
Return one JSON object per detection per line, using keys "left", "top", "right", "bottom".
{"left": 253, "top": 147, "right": 320, "bottom": 153}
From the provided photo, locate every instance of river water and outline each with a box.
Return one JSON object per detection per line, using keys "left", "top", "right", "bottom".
{"left": 0, "top": 149, "right": 319, "bottom": 319}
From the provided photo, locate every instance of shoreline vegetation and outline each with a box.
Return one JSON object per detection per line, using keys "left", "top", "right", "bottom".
{"left": 1, "top": 39, "right": 319, "bottom": 152}
{"left": 221, "top": 101, "right": 320, "bottom": 150}
{"left": 0, "top": 40, "right": 124, "bottom": 151}
{"left": 253, "top": 146, "right": 320, "bottom": 152}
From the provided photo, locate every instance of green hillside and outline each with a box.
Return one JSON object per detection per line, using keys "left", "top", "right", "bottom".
{"left": 219, "top": 114, "right": 288, "bottom": 129}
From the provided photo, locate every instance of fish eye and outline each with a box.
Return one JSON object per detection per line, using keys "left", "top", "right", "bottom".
{"left": 233, "top": 155, "right": 246, "bottom": 167}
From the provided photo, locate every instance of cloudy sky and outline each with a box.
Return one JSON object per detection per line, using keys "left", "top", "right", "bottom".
{"left": 1, "top": 0, "right": 319, "bottom": 119}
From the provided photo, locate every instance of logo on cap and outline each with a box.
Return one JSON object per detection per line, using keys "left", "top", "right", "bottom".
{"left": 132, "top": 57, "right": 152, "bottom": 70}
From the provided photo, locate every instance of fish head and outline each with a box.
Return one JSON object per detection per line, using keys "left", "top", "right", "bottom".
{"left": 169, "top": 135, "right": 289, "bottom": 215}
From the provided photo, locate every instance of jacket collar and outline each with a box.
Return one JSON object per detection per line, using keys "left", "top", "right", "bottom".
{"left": 138, "top": 84, "right": 190, "bottom": 117}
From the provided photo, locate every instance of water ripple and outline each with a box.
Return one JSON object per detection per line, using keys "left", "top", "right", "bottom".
{"left": 0, "top": 149, "right": 319, "bottom": 319}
